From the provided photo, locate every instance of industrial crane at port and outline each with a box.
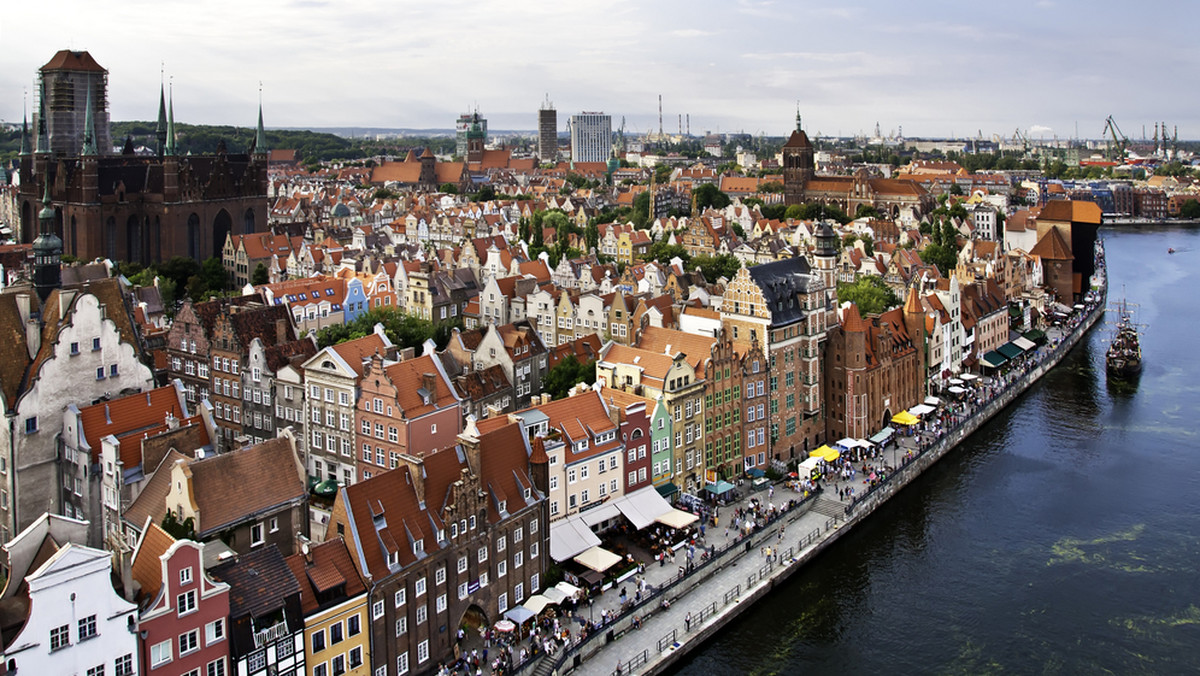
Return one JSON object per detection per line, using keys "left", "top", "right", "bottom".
{"left": 1103, "top": 116, "right": 1130, "bottom": 160}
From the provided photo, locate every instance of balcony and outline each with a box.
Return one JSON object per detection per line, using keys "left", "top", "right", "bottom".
{"left": 252, "top": 620, "right": 289, "bottom": 649}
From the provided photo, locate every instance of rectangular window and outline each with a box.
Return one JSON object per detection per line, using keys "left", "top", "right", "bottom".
{"left": 418, "top": 639, "right": 430, "bottom": 664}
{"left": 205, "top": 618, "right": 225, "bottom": 645}
{"left": 436, "top": 594, "right": 446, "bottom": 613}
{"left": 77, "top": 614, "right": 97, "bottom": 641}
{"left": 395, "top": 588, "right": 407, "bottom": 607}
{"left": 372, "top": 600, "right": 385, "bottom": 619}
{"left": 312, "top": 629, "right": 327, "bottom": 652}
{"left": 435, "top": 566, "right": 446, "bottom": 585}
{"left": 416, "top": 605, "right": 427, "bottom": 625}
{"left": 332, "top": 654, "right": 346, "bottom": 676}
{"left": 251, "top": 522, "right": 265, "bottom": 546}
{"left": 50, "top": 624, "right": 70, "bottom": 651}
{"left": 348, "top": 613, "right": 361, "bottom": 636}
{"left": 458, "top": 582, "right": 468, "bottom": 599}
{"left": 177, "top": 589, "right": 197, "bottom": 616}
{"left": 206, "top": 658, "right": 226, "bottom": 676}
{"left": 86, "top": 666, "right": 104, "bottom": 676}
{"left": 395, "top": 616, "right": 408, "bottom": 636}
{"left": 96, "top": 366, "right": 106, "bottom": 380}
{"left": 398, "top": 653, "right": 410, "bottom": 675}
{"left": 330, "top": 621, "right": 343, "bottom": 645}
{"left": 415, "top": 577, "right": 427, "bottom": 597}
{"left": 115, "top": 654, "right": 134, "bottom": 676}
{"left": 150, "top": 639, "right": 172, "bottom": 667}
{"left": 179, "top": 629, "right": 199, "bottom": 655}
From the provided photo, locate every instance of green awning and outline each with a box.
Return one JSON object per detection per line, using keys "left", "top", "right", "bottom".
{"left": 1008, "top": 305, "right": 1022, "bottom": 317}
{"left": 1023, "top": 329, "right": 1046, "bottom": 344}
{"left": 997, "top": 343, "right": 1023, "bottom": 360}
{"left": 655, "top": 482, "right": 680, "bottom": 498}
{"left": 705, "top": 480, "right": 735, "bottom": 495}
{"left": 981, "top": 351, "right": 1008, "bottom": 368}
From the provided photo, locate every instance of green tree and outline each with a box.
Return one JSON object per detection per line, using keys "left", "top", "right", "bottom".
{"left": 472, "top": 185, "right": 496, "bottom": 202}
{"left": 854, "top": 204, "right": 880, "bottom": 220}
{"left": 645, "top": 241, "right": 691, "bottom": 267}
{"left": 758, "top": 180, "right": 784, "bottom": 193}
{"left": 631, "top": 191, "right": 651, "bottom": 229}
{"left": 373, "top": 188, "right": 400, "bottom": 200}
{"left": 1180, "top": 199, "right": 1200, "bottom": 219}
{"left": 438, "top": 183, "right": 459, "bottom": 195}
{"left": 949, "top": 182, "right": 964, "bottom": 196}
{"left": 691, "top": 254, "right": 742, "bottom": 282}
{"left": 731, "top": 222, "right": 746, "bottom": 239}
{"left": 693, "top": 183, "right": 732, "bottom": 212}
{"left": 542, "top": 355, "right": 597, "bottom": 400}
{"left": 162, "top": 510, "right": 196, "bottom": 540}
{"left": 585, "top": 222, "right": 599, "bottom": 253}
{"left": 202, "top": 257, "right": 227, "bottom": 295}
{"left": 251, "top": 262, "right": 270, "bottom": 286}
{"left": 837, "top": 276, "right": 901, "bottom": 316}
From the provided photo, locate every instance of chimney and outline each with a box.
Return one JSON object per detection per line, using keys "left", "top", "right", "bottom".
{"left": 422, "top": 373, "right": 437, "bottom": 401}
{"left": 276, "top": 318, "right": 288, "bottom": 344}
{"left": 400, "top": 346, "right": 415, "bottom": 361}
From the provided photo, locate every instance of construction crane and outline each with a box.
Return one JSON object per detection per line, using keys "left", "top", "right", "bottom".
{"left": 1102, "top": 115, "right": 1129, "bottom": 160}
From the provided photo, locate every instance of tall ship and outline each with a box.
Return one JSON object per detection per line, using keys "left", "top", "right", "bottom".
{"left": 1106, "top": 298, "right": 1142, "bottom": 379}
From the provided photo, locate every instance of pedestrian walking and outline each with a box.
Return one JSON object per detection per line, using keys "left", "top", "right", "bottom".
{"left": 685, "top": 612, "right": 692, "bottom": 631}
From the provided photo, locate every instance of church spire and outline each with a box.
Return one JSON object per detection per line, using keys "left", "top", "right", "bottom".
{"left": 35, "top": 86, "right": 49, "bottom": 155}
{"left": 19, "top": 103, "right": 29, "bottom": 156}
{"left": 254, "top": 86, "right": 267, "bottom": 155}
{"left": 165, "top": 82, "right": 176, "bottom": 156}
{"left": 795, "top": 102, "right": 802, "bottom": 133}
{"left": 155, "top": 78, "right": 168, "bottom": 157}
{"left": 81, "top": 84, "right": 97, "bottom": 156}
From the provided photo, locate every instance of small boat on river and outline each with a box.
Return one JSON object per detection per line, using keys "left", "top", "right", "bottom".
{"left": 1106, "top": 298, "right": 1142, "bottom": 379}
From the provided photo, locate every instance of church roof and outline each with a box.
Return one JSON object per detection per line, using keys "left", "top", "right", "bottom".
{"left": 41, "top": 50, "right": 106, "bottom": 72}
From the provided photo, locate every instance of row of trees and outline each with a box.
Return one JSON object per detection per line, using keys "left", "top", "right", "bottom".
{"left": 315, "top": 306, "right": 460, "bottom": 352}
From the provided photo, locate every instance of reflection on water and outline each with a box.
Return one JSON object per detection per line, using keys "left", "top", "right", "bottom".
{"left": 669, "top": 227, "right": 1200, "bottom": 675}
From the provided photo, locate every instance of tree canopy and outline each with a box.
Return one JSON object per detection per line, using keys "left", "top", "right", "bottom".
{"left": 316, "top": 306, "right": 455, "bottom": 352}
{"left": 837, "top": 276, "right": 901, "bottom": 316}
{"left": 691, "top": 254, "right": 742, "bottom": 283}
{"left": 692, "top": 183, "right": 732, "bottom": 212}
{"left": 542, "top": 355, "right": 597, "bottom": 400}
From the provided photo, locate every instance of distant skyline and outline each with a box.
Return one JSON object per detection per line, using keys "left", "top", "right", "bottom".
{"left": 3, "top": 0, "right": 1197, "bottom": 141}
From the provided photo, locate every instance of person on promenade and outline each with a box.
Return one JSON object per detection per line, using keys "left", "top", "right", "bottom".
{"left": 685, "top": 612, "right": 692, "bottom": 631}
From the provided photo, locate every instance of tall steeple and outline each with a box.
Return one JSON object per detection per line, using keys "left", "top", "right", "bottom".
{"left": 19, "top": 101, "right": 29, "bottom": 156}
{"left": 35, "top": 87, "right": 49, "bottom": 155}
{"left": 795, "top": 102, "right": 802, "bottom": 133}
{"left": 165, "top": 83, "right": 176, "bottom": 156}
{"left": 254, "top": 95, "right": 268, "bottom": 156}
{"left": 81, "top": 85, "right": 97, "bottom": 156}
{"left": 155, "top": 80, "right": 168, "bottom": 157}
{"left": 33, "top": 181, "right": 63, "bottom": 303}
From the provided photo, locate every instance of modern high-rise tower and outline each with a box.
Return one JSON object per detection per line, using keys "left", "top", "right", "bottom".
{"left": 538, "top": 95, "right": 557, "bottom": 162}
{"left": 33, "top": 50, "right": 113, "bottom": 157}
{"left": 569, "top": 112, "right": 612, "bottom": 164}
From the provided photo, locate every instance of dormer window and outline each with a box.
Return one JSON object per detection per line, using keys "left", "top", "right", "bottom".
{"left": 413, "top": 539, "right": 424, "bottom": 555}
{"left": 388, "top": 551, "right": 399, "bottom": 567}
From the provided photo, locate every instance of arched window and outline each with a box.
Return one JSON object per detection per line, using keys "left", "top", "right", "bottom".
{"left": 244, "top": 208, "right": 256, "bottom": 234}
{"left": 187, "top": 213, "right": 201, "bottom": 260}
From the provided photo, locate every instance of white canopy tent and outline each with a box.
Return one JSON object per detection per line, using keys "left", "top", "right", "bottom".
{"left": 909, "top": 403, "right": 936, "bottom": 416}
{"left": 614, "top": 485, "right": 675, "bottom": 530}
{"left": 541, "top": 587, "right": 568, "bottom": 605}
{"left": 574, "top": 546, "right": 622, "bottom": 573}
{"left": 550, "top": 517, "right": 602, "bottom": 562}
{"left": 579, "top": 502, "right": 621, "bottom": 527}
{"left": 959, "top": 373, "right": 979, "bottom": 381}
{"left": 799, "top": 456, "right": 823, "bottom": 474}
{"left": 523, "top": 595, "right": 552, "bottom": 615}
{"left": 655, "top": 509, "right": 699, "bottom": 529}
{"left": 924, "top": 396, "right": 941, "bottom": 406}
{"left": 554, "top": 581, "right": 582, "bottom": 600}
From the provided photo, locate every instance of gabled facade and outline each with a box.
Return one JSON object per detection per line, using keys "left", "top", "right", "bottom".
{"left": 0, "top": 281, "right": 155, "bottom": 541}
{"left": 285, "top": 538, "right": 370, "bottom": 676}
{"left": 3, "top": 543, "right": 139, "bottom": 676}
{"left": 328, "top": 420, "right": 548, "bottom": 676}
{"left": 210, "top": 545, "right": 307, "bottom": 676}
{"left": 132, "top": 525, "right": 232, "bottom": 676}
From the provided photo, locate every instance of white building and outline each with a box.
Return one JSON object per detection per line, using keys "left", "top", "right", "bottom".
{"left": 3, "top": 542, "right": 138, "bottom": 676}
{"left": 0, "top": 281, "right": 155, "bottom": 543}
{"left": 569, "top": 113, "right": 612, "bottom": 163}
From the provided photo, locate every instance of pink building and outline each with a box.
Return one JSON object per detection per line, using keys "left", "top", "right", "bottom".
{"left": 131, "top": 523, "right": 231, "bottom": 676}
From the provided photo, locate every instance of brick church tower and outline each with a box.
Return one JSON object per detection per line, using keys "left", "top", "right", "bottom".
{"left": 782, "top": 109, "right": 815, "bottom": 206}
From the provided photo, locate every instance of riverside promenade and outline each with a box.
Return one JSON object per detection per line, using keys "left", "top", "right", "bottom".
{"left": 523, "top": 289, "right": 1107, "bottom": 676}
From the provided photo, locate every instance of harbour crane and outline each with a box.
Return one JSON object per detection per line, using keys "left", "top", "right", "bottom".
{"left": 1102, "top": 115, "right": 1130, "bottom": 160}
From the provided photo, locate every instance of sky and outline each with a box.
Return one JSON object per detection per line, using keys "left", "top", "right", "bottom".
{"left": 2, "top": 0, "right": 1197, "bottom": 141}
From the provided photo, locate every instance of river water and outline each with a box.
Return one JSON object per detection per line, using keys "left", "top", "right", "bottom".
{"left": 671, "top": 226, "right": 1200, "bottom": 675}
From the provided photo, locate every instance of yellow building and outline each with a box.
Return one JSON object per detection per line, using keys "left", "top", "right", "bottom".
{"left": 286, "top": 538, "right": 371, "bottom": 676}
